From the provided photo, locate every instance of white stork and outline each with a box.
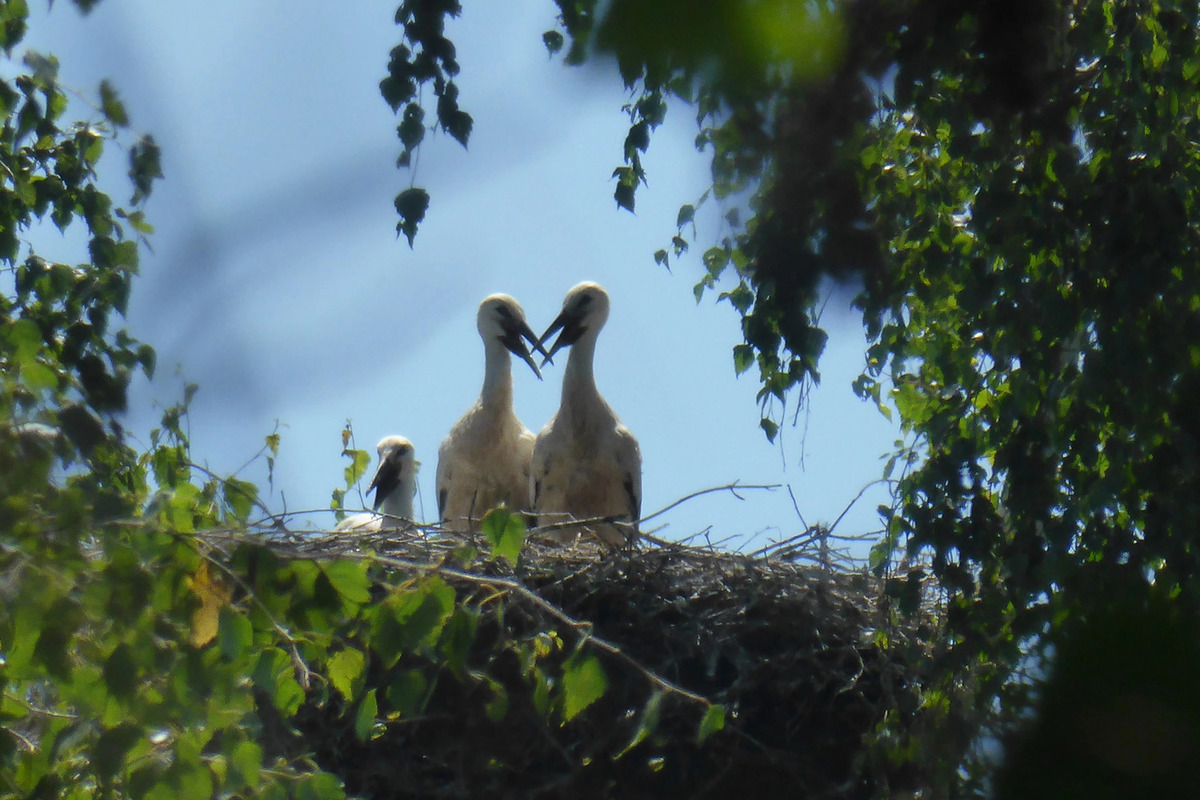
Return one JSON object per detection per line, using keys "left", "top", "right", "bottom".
{"left": 335, "top": 435, "right": 416, "bottom": 531}
{"left": 532, "top": 282, "right": 642, "bottom": 547}
{"left": 436, "top": 294, "right": 548, "bottom": 531}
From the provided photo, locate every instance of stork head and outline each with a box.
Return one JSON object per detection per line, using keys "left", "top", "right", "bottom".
{"left": 538, "top": 281, "right": 610, "bottom": 365}
{"left": 367, "top": 435, "right": 415, "bottom": 511}
{"left": 477, "top": 294, "right": 548, "bottom": 380}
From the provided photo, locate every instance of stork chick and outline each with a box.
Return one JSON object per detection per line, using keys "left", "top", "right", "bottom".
{"left": 436, "top": 294, "right": 548, "bottom": 530}
{"left": 532, "top": 282, "right": 641, "bottom": 547}
{"left": 335, "top": 435, "right": 416, "bottom": 531}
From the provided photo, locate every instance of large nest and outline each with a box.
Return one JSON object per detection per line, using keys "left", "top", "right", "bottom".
{"left": 254, "top": 523, "right": 938, "bottom": 800}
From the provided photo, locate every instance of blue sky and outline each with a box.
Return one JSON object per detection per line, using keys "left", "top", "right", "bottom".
{"left": 21, "top": 1, "right": 899, "bottom": 554}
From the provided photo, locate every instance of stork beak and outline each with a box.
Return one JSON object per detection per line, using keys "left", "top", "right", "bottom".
{"left": 499, "top": 316, "right": 548, "bottom": 380}
{"left": 537, "top": 307, "right": 585, "bottom": 367}
{"left": 367, "top": 452, "right": 402, "bottom": 511}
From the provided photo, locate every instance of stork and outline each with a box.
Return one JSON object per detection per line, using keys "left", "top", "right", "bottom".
{"left": 532, "top": 282, "right": 641, "bottom": 547}
{"left": 335, "top": 435, "right": 416, "bottom": 531}
{"left": 436, "top": 294, "right": 548, "bottom": 531}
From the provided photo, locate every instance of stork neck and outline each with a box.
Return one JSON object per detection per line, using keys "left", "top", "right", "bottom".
{"left": 562, "top": 335, "right": 600, "bottom": 407}
{"left": 379, "top": 481, "right": 414, "bottom": 520}
{"left": 481, "top": 343, "right": 514, "bottom": 408}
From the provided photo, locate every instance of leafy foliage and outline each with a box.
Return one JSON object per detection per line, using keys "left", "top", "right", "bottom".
{"left": 381, "top": 0, "right": 472, "bottom": 246}
{"left": 480, "top": 505, "right": 526, "bottom": 565}
{"left": 384, "top": 0, "right": 1200, "bottom": 793}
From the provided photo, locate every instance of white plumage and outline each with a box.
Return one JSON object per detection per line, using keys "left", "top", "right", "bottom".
{"left": 532, "top": 282, "right": 642, "bottom": 547}
{"left": 335, "top": 435, "right": 417, "bottom": 532}
{"left": 436, "top": 294, "right": 547, "bottom": 530}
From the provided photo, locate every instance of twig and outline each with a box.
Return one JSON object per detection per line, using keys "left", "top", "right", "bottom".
{"left": 745, "top": 526, "right": 823, "bottom": 560}
{"left": 230, "top": 420, "right": 282, "bottom": 479}
{"left": 638, "top": 482, "right": 780, "bottom": 526}
{"left": 5, "top": 726, "right": 35, "bottom": 753}
{"left": 826, "top": 478, "right": 893, "bottom": 536}
{"left": 1, "top": 692, "right": 78, "bottom": 720}
{"left": 786, "top": 484, "right": 810, "bottom": 530}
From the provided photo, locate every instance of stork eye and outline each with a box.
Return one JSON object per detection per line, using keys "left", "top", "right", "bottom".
{"left": 495, "top": 304, "right": 513, "bottom": 318}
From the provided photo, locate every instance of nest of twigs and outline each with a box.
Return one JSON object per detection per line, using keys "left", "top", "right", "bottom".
{"left": 255, "top": 522, "right": 937, "bottom": 800}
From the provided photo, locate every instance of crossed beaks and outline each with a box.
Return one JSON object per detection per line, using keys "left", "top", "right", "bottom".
{"left": 499, "top": 312, "right": 552, "bottom": 380}
{"left": 536, "top": 305, "right": 587, "bottom": 368}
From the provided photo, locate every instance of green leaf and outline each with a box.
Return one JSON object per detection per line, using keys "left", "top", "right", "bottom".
{"left": 868, "top": 539, "right": 892, "bottom": 574}
{"left": 102, "top": 642, "right": 138, "bottom": 699}
{"left": 760, "top": 418, "right": 779, "bottom": 442}
{"left": 322, "top": 559, "right": 371, "bottom": 605}
{"left": 98, "top": 79, "right": 129, "bottom": 126}
{"left": 703, "top": 245, "right": 730, "bottom": 277}
{"left": 222, "top": 477, "right": 257, "bottom": 522}
{"left": 697, "top": 703, "right": 725, "bottom": 744}
{"left": 276, "top": 678, "right": 305, "bottom": 717}
{"left": 370, "top": 577, "right": 456, "bottom": 665}
{"left": 395, "top": 187, "right": 429, "bottom": 247}
{"left": 254, "top": 648, "right": 304, "bottom": 716}
{"left": 676, "top": 203, "right": 695, "bottom": 227}
{"left": 230, "top": 741, "right": 263, "bottom": 790}
{"left": 398, "top": 103, "right": 425, "bottom": 151}
{"left": 380, "top": 45, "right": 417, "bottom": 111}
{"left": 174, "top": 764, "right": 215, "bottom": 800}
{"left": 137, "top": 343, "right": 156, "bottom": 378}
{"left": 92, "top": 722, "right": 143, "bottom": 779}
{"left": 481, "top": 506, "right": 526, "bottom": 564}
{"left": 616, "top": 690, "right": 663, "bottom": 759}
{"left": 5, "top": 317, "right": 42, "bottom": 364}
{"left": 217, "top": 607, "right": 253, "bottom": 661}
{"left": 483, "top": 677, "right": 509, "bottom": 722}
{"left": 624, "top": 120, "right": 650, "bottom": 157}
{"left": 342, "top": 448, "right": 370, "bottom": 489}
{"left": 34, "top": 598, "right": 79, "bottom": 680}
{"left": 129, "top": 134, "right": 163, "bottom": 203}
{"left": 354, "top": 689, "right": 378, "bottom": 741}
{"left": 19, "top": 361, "right": 58, "bottom": 392}
{"left": 733, "top": 344, "right": 755, "bottom": 376}
{"left": 614, "top": 179, "right": 636, "bottom": 212}
{"left": 437, "top": 83, "right": 473, "bottom": 146}
{"left": 297, "top": 771, "right": 345, "bottom": 800}
{"left": 723, "top": 282, "right": 754, "bottom": 313}
{"left": 438, "top": 606, "right": 478, "bottom": 676}
{"left": 543, "top": 30, "right": 564, "bottom": 55}
{"left": 24, "top": 50, "right": 59, "bottom": 84}
{"left": 561, "top": 652, "right": 607, "bottom": 722}
{"left": 386, "top": 669, "right": 428, "bottom": 717}
{"left": 327, "top": 648, "right": 365, "bottom": 702}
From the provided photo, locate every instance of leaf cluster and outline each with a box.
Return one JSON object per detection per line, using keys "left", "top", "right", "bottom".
{"left": 381, "top": 0, "right": 473, "bottom": 245}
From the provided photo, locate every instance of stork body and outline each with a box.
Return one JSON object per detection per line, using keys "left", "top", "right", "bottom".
{"left": 533, "top": 282, "right": 641, "bottom": 547}
{"left": 335, "top": 435, "right": 416, "bottom": 532}
{"left": 437, "top": 294, "right": 547, "bottom": 530}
